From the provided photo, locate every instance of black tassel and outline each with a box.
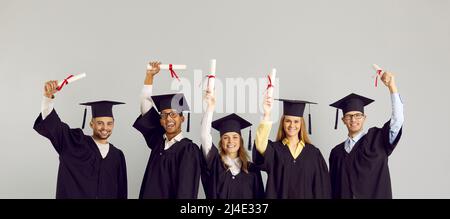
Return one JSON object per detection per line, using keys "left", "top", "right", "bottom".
{"left": 334, "top": 108, "right": 339, "bottom": 130}
{"left": 308, "top": 113, "right": 312, "bottom": 135}
{"left": 247, "top": 128, "right": 252, "bottom": 151}
{"left": 186, "top": 112, "right": 190, "bottom": 132}
{"left": 308, "top": 104, "right": 312, "bottom": 135}
{"left": 82, "top": 107, "right": 87, "bottom": 129}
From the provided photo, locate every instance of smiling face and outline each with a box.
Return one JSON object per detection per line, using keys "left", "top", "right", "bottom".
{"left": 282, "top": 115, "right": 302, "bottom": 138}
{"left": 90, "top": 117, "right": 114, "bottom": 141}
{"left": 159, "top": 109, "right": 184, "bottom": 135}
{"left": 220, "top": 132, "right": 241, "bottom": 157}
{"left": 342, "top": 111, "right": 366, "bottom": 136}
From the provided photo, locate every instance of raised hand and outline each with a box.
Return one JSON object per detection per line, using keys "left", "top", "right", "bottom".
{"left": 147, "top": 61, "right": 161, "bottom": 77}
{"left": 44, "top": 80, "right": 58, "bottom": 99}
{"left": 263, "top": 94, "right": 273, "bottom": 120}
{"left": 204, "top": 90, "right": 216, "bottom": 112}
{"left": 144, "top": 61, "right": 161, "bottom": 85}
{"left": 381, "top": 71, "right": 398, "bottom": 93}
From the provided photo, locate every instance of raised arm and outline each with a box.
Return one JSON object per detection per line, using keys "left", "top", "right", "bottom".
{"left": 200, "top": 90, "right": 216, "bottom": 158}
{"left": 34, "top": 80, "right": 85, "bottom": 154}
{"left": 134, "top": 61, "right": 165, "bottom": 149}
{"left": 255, "top": 94, "right": 274, "bottom": 155}
{"left": 41, "top": 80, "right": 58, "bottom": 119}
{"left": 381, "top": 71, "right": 404, "bottom": 144}
{"left": 141, "top": 61, "right": 161, "bottom": 115}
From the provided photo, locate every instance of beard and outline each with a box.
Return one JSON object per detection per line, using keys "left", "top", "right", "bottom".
{"left": 93, "top": 131, "right": 111, "bottom": 140}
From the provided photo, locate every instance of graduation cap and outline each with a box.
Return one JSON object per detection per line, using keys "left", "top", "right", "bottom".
{"left": 275, "top": 99, "right": 317, "bottom": 135}
{"left": 79, "top": 100, "right": 125, "bottom": 129}
{"left": 329, "top": 93, "right": 374, "bottom": 129}
{"left": 151, "top": 93, "right": 191, "bottom": 132}
{"left": 211, "top": 113, "right": 253, "bottom": 151}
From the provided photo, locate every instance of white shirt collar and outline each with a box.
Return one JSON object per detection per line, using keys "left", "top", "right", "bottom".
{"left": 348, "top": 129, "right": 366, "bottom": 143}
{"left": 344, "top": 129, "right": 367, "bottom": 153}
{"left": 163, "top": 132, "right": 184, "bottom": 150}
{"left": 91, "top": 137, "right": 110, "bottom": 158}
{"left": 223, "top": 155, "right": 242, "bottom": 176}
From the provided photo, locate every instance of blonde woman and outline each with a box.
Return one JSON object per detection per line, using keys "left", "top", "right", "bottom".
{"left": 254, "top": 95, "right": 331, "bottom": 199}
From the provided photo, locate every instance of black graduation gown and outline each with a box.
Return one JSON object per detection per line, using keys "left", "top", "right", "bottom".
{"left": 329, "top": 120, "right": 403, "bottom": 199}
{"left": 33, "top": 110, "right": 128, "bottom": 199}
{"left": 200, "top": 145, "right": 265, "bottom": 199}
{"left": 133, "top": 108, "right": 201, "bottom": 199}
{"left": 253, "top": 141, "right": 331, "bottom": 199}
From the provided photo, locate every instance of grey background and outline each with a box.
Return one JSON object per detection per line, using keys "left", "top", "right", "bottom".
{"left": 1, "top": 0, "right": 449, "bottom": 198}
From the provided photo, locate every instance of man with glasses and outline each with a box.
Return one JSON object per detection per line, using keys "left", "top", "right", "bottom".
{"left": 328, "top": 71, "right": 404, "bottom": 199}
{"left": 133, "top": 61, "right": 201, "bottom": 199}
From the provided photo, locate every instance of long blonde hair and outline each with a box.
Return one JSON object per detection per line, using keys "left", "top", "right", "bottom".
{"left": 276, "top": 115, "right": 311, "bottom": 144}
{"left": 218, "top": 136, "right": 250, "bottom": 174}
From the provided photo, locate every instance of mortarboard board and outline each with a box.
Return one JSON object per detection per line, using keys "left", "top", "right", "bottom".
{"left": 79, "top": 100, "right": 125, "bottom": 129}
{"left": 275, "top": 99, "right": 317, "bottom": 135}
{"left": 211, "top": 113, "right": 253, "bottom": 151}
{"left": 329, "top": 93, "right": 374, "bottom": 129}
{"left": 151, "top": 93, "right": 191, "bottom": 132}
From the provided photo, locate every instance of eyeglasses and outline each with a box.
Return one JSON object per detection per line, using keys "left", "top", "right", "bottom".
{"left": 160, "top": 111, "right": 180, "bottom": 119}
{"left": 343, "top": 113, "right": 365, "bottom": 121}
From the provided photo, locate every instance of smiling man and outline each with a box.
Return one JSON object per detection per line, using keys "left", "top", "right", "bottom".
{"left": 33, "top": 80, "right": 127, "bottom": 199}
{"left": 133, "top": 61, "right": 201, "bottom": 199}
{"left": 329, "top": 71, "right": 404, "bottom": 199}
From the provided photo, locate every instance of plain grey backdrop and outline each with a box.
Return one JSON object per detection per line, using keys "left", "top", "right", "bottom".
{"left": 1, "top": 0, "right": 449, "bottom": 198}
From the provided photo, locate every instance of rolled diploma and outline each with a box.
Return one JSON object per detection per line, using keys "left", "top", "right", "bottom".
{"left": 372, "top": 64, "right": 383, "bottom": 73}
{"left": 147, "top": 64, "right": 187, "bottom": 70}
{"left": 57, "top": 73, "right": 86, "bottom": 88}
{"left": 267, "top": 68, "right": 277, "bottom": 97}
{"left": 207, "top": 59, "right": 216, "bottom": 92}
